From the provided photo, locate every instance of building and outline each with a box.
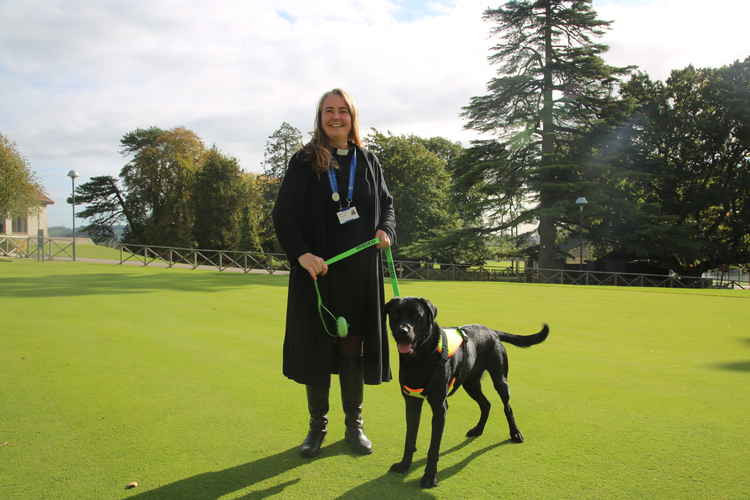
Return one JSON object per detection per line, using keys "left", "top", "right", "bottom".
{"left": 0, "top": 193, "right": 55, "bottom": 237}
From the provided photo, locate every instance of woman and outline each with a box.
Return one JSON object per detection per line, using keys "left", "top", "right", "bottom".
{"left": 272, "top": 88, "right": 396, "bottom": 458}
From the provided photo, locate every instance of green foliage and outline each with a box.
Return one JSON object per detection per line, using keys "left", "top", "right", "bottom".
{"left": 262, "top": 121, "right": 303, "bottom": 180}
{"left": 120, "top": 127, "right": 205, "bottom": 247}
{"left": 238, "top": 173, "right": 266, "bottom": 252}
{"left": 73, "top": 127, "right": 205, "bottom": 247}
{"left": 259, "top": 122, "right": 303, "bottom": 252}
{"left": 462, "top": 0, "right": 632, "bottom": 268}
{"left": 419, "top": 136, "right": 464, "bottom": 167}
{"left": 366, "top": 130, "right": 450, "bottom": 250}
{"left": 451, "top": 139, "right": 524, "bottom": 231}
{"left": 192, "top": 148, "right": 245, "bottom": 250}
{"left": 74, "top": 128, "right": 275, "bottom": 252}
{"left": 70, "top": 176, "right": 130, "bottom": 244}
{"left": 0, "top": 133, "right": 43, "bottom": 219}
{"left": 365, "top": 131, "right": 495, "bottom": 263}
{"left": 366, "top": 130, "right": 486, "bottom": 262}
{"left": 250, "top": 174, "right": 281, "bottom": 253}
{"left": 585, "top": 58, "right": 750, "bottom": 274}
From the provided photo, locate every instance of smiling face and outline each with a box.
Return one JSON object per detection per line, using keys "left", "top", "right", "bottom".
{"left": 319, "top": 93, "right": 352, "bottom": 148}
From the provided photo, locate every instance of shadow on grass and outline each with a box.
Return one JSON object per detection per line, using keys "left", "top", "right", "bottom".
{"left": 0, "top": 271, "right": 288, "bottom": 298}
{"left": 126, "top": 444, "right": 321, "bottom": 499}
{"left": 711, "top": 360, "right": 750, "bottom": 372}
{"left": 336, "top": 438, "right": 512, "bottom": 498}
{"left": 124, "top": 438, "right": 507, "bottom": 499}
{"left": 710, "top": 339, "right": 750, "bottom": 372}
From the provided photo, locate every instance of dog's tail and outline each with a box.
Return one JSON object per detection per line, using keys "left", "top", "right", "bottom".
{"left": 494, "top": 324, "right": 549, "bottom": 348}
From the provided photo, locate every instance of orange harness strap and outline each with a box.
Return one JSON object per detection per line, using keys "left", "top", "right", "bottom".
{"left": 403, "top": 377, "right": 456, "bottom": 399}
{"left": 401, "top": 328, "right": 466, "bottom": 399}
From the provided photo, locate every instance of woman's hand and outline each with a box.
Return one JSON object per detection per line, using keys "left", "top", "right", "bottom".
{"left": 298, "top": 252, "right": 328, "bottom": 280}
{"left": 375, "top": 229, "right": 391, "bottom": 249}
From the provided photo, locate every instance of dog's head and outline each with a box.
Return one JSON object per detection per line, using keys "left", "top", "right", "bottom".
{"left": 384, "top": 297, "right": 438, "bottom": 356}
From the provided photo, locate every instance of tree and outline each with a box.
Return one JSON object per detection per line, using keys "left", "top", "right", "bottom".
{"left": 450, "top": 139, "right": 520, "bottom": 234}
{"left": 366, "top": 130, "right": 484, "bottom": 262}
{"left": 258, "top": 122, "right": 303, "bottom": 252}
{"left": 415, "top": 136, "right": 493, "bottom": 263}
{"left": 71, "top": 176, "right": 135, "bottom": 244}
{"left": 192, "top": 148, "right": 244, "bottom": 250}
{"left": 253, "top": 174, "right": 283, "bottom": 253}
{"left": 120, "top": 127, "right": 205, "bottom": 246}
{"left": 586, "top": 59, "right": 750, "bottom": 274}
{"left": 75, "top": 130, "right": 268, "bottom": 252}
{"left": 262, "top": 122, "right": 303, "bottom": 180}
{"left": 238, "top": 172, "right": 266, "bottom": 252}
{"left": 420, "top": 136, "right": 464, "bottom": 168}
{"left": 0, "top": 133, "right": 43, "bottom": 219}
{"left": 74, "top": 127, "right": 205, "bottom": 247}
{"left": 462, "top": 0, "right": 632, "bottom": 268}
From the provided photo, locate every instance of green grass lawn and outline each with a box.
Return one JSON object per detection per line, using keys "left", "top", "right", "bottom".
{"left": 33, "top": 239, "right": 126, "bottom": 261}
{"left": 73, "top": 241, "right": 126, "bottom": 260}
{"left": 1, "top": 260, "right": 749, "bottom": 499}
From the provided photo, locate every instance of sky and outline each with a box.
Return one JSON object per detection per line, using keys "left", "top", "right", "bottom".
{"left": 2, "top": 0, "right": 748, "bottom": 228}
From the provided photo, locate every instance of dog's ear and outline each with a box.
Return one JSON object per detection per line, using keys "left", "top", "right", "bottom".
{"left": 384, "top": 297, "right": 400, "bottom": 316}
{"left": 418, "top": 298, "right": 437, "bottom": 323}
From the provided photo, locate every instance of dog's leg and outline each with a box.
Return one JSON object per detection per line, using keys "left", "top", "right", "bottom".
{"left": 420, "top": 397, "right": 447, "bottom": 488}
{"left": 463, "top": 378, "right": 491, "bottom": 437}
{"left": 389, "top": 396, "right": 422, "bottom": 474}
{"left": 488, "top": 364, "right": 523, "bottom": 443}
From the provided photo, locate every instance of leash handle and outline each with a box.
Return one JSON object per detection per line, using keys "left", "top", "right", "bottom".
{"left": 385, "top": 246, "right": 400, "bottom": 297}
{"left": 324, "top": 237, "right": 380, "bottom": 266}
{"left": 312, "top": 237, "right": 379, "bottom": 339}
{"left": 314, "top": 279, "right": 347, "bottom": 338}
{"left": 310, "top": 237, "right": 399, "bottom": 339}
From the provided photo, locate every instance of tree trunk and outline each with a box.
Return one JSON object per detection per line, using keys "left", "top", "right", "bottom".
{"left": 538, "top": 0, "right": 560, "bottom": 269}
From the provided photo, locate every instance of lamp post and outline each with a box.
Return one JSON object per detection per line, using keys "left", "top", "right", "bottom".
{"left": 575, "top": 196, "right": 588, "bottom": 270}
{"left": 67, "top": 170, "right": 79, "bottom": 262}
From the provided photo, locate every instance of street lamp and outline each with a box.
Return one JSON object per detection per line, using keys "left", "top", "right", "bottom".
{"left": 67, "top": 170, "right": 79, "bottom": 262}
{"left": 575, "top": 196, "right": 588, "bottom": 270}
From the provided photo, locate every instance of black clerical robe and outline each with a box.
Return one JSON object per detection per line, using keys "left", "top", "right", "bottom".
{"left": 272, "top": 145, "right": 396, "bottom": 385}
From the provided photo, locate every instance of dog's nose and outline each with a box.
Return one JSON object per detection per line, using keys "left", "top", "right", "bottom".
{"left": 398, "top": 325, "right": 410, "bottom": 335}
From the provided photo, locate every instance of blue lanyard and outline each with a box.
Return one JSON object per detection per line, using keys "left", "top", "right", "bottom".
{"left": 327, "top": 150, "right": 357, "bottom": 206}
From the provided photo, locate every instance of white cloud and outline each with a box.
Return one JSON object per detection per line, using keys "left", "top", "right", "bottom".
{"left": 597, "top": 0, "right": 750, "bottom": 80}
{"left": 1, "top": 0, "right": 746, "bottom": 227}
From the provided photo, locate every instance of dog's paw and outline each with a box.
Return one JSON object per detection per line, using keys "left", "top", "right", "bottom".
{"left": 420, "top": 471, "right": 438, "bottom": 488}
{"left": 389, "top": 461, "right": 411, "bottom": 474}
{"left": 511, "top": 430, "right": 524, "bottom": 443}
{"left": 466, "top": 425, "right": 484, "bottom": 437}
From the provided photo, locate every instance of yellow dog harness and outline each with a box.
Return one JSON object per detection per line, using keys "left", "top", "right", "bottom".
{"left": 402, "top": 328, "right": 466, "bottom": 398}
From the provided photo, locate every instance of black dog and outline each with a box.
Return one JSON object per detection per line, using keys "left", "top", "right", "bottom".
{"left": 384, "top": 296, "right": 549, "bottom": 488}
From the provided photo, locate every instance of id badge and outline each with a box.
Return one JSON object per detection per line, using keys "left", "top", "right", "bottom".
{"left": 337, "top": 206, "right": 360, "bottom": 224}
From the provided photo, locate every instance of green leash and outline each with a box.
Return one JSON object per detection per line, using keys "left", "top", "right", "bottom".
{"left": 312, "top": 237, "right": 401, "bottom": 338}
{"left": 313, "top": 279, "right": 349, "bottom": 338}
{"left": 324, "top": 238, "right": 380, "bottom": 266}
{"left": 385, "top": 246, "right": 400, "bottom": 297}
{"left": 313, "top": 238, "right": 379, "bottom": 338}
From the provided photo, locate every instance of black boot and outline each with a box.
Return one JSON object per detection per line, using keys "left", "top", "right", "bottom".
{"left": 339, "top": 356, "right": 373, "bottom": 455}
{"left": 300, "top": 384, "right": 329, "bottom": 458}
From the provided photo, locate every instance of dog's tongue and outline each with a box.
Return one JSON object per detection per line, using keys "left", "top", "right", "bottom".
{"left": 397, "top": 343, "right": 413, "bottom": 354}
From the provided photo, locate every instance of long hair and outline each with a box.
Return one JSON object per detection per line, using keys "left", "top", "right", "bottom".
{"left": 306, "top": 88, "right": 362, "bottom": 174}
